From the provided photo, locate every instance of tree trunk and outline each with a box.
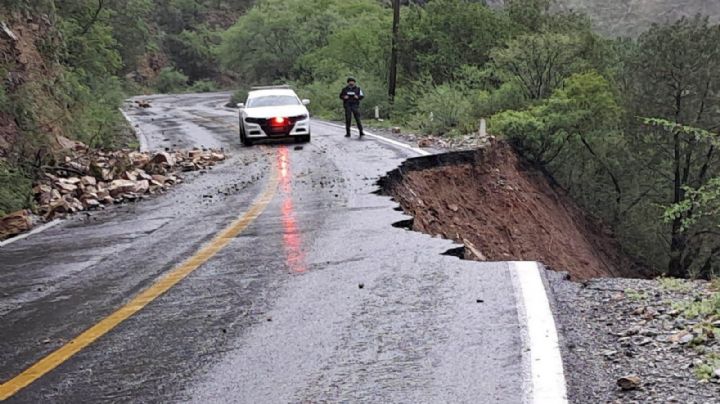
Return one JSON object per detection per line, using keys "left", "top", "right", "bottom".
{"left": 668, "top": 129, "right": 686, "bottom": 277}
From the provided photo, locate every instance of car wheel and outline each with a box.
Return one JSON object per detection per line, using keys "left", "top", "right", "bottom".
{"left": 240, "top": 125, "right": 253, "bottom": 147}
{"left": 297, "top": 134, "right": 311, "bottom": 143}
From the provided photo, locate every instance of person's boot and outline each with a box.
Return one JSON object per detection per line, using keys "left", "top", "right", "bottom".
{"left": 358, "top": 132, "right": 364, "bottom": 138}
{"left": 345, "top": 132, "right": 351, "bottom": 137}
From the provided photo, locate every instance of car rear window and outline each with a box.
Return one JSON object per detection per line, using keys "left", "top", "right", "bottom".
{"left": 247, "top": 95, "right": 300, "bottom": 108}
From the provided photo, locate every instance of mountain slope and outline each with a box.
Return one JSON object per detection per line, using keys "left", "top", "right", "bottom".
{"left": 556, "top": 0, "right": 720, "bottom": 36}
{"left": 485, "top": 0, "right": 720, "bottom": 36}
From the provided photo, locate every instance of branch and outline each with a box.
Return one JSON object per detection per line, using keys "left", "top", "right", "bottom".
{"left": 80, "top": 0, "right": 105, "bottom": 35}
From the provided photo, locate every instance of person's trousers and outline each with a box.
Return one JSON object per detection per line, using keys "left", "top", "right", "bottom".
{"left": 344, "top": 104, "right": 363, "bottom": 135}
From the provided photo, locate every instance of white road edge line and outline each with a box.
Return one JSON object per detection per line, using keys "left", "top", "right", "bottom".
{"left": 511, "top": 261, "right": 568, "bottom": 404}
{"left": 318, "top": 119, "right": 568, "bottom": 403}
{"left": 313, "top": 120, "right": 431, "bottom": 156}
{"left": 0, "top": 220, "right": 62, "bottom": 248}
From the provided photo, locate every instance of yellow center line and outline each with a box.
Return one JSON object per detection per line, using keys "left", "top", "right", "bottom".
{"left": 0, "top": 156, "right": 279, "bottom": 401}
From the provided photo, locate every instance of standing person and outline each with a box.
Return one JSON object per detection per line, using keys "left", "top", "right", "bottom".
{"left": 339, "top": 77, "right": 365, "bottom": 138}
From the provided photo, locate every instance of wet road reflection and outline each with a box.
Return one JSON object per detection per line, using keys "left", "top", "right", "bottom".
{"left": 277, "top": 146, "right": 307, "bottom": 273}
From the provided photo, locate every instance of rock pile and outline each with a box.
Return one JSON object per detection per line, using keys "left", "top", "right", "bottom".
{"left": 34, "top": 146, "right": 226, "bottom": 220}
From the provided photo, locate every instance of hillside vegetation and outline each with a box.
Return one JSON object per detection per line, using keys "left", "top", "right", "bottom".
{"left": 0, "top": 0, "right": 251, "bottom": 216}
{"left": 556, "top": 0, "right": 720, "bottom": 36}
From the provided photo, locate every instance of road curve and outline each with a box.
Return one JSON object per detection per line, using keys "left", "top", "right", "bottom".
{"left": 1, "top": 92, "right": 534, "bottom": 403}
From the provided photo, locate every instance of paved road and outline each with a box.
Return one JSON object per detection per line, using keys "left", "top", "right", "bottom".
{"left": 1, "top": 92, "right": 527, "bottom": 403}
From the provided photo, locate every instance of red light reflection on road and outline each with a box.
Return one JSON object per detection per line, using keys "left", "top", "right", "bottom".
{"left": 277, "top": 147, "right": 307, "bottom": 273}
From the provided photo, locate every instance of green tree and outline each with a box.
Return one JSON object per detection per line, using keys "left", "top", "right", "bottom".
{"left": 490, "top": 32, "right": 586, "bottom": 100}
{"left": 107, "top": 0, "right": 153, "bottom": 73}
{"left": 506, "top": 0, "right": 551, "bottom": 32}
{"left": 626, "top": 17, "right": 720, "bottom": 277}
{"left": 492, "top": 72, "right": 628, "bottom": 220}
{"left": 400, "top": 0, "right": 513, "bottom": 83}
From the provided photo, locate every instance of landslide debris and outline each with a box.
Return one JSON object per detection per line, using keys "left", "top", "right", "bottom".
{"left": 379, "top": 141, "right": 646, "bottom": 280}
{"left": 0, "top": 138, "right": 226, "bottom": 241}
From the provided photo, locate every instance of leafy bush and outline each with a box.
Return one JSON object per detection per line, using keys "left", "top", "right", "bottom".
{"left": 189, "top": 80, "right": 219, "bottom": 93}
{"left": 0, "top": 161, "right": 32, "bottom": 217}
{"left": 155, "top": 67, "right": 189, "bottom": 94}
{"left": 219, "top": 0, "right": 387, "bottom": 84}
{"left": 227, "top": 84, "right": 251, "bottom": 107}
{"left": 165, "top": 25, "right": 221, "bottom": 81}
{"left": 410, "top": 84, "right": 474, "bottom": 136}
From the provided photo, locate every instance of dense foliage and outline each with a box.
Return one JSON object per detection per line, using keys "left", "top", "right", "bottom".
{"left": 0, "top": 0, "right": 251, "bottom": 215}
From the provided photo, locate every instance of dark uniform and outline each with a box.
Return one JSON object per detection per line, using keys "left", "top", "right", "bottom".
{"left": 339, "top": 80, "right": 365, "bottom": 137}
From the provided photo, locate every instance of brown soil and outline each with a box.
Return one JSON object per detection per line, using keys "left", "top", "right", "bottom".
{"left": 380, "top": 142, "right": 648, "bottom": 280}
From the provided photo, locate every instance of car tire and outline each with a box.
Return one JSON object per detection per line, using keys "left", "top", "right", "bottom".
{"left": 297, "top": 134, "right": 311, "bottom": 143}
{"left": 240, "top": 125, "right": 253, "bottom": 147}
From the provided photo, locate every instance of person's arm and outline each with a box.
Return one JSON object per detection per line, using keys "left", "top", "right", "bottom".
{"left": 357, "top": 87, "right": 364, "bottom": 101}
{"left": 340, "top": 87, "right": 348, "bottom": 100}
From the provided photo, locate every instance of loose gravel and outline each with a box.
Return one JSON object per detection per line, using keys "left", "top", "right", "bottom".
{"left": 548, "top": 272, "right": 720, "bottom": 403}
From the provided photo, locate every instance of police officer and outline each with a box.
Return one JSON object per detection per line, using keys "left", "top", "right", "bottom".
{"left": 339, "top": 77, "right": 365, "bottom": 138}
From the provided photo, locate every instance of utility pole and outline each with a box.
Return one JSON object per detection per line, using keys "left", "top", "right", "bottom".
{"left": 388, "top": 0, "right": 400, "bottom": 103}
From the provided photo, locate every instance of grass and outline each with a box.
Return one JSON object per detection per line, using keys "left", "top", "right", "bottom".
{"left": 624, "top": 288, "right": 648, "bottom": 301}
{"left": 658, "top": 276, "right": 693, "bottom": 292}
{"left": 694, "top": 353, "right": 720, "bottom": 381}
{"left": 674, "top": 291, "right": 720, "bottom": 319}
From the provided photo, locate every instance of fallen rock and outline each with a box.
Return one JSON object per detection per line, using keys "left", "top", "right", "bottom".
{"left": 82, "top": 198, "right": 101, "bottom": 209}
{"left": 669, "top": 330, "right": 693, "bottom": 344}
{"left": 617, "top": 375, "right": 641, "bottom": 390}
{"left": 133, "top": 180, "right": 150, "bottom": 194}
{"left": 55, "top": 180, "right": 78, "bottom": 194}
{"left": 418, "top": 138, "right": 432, "bottom": 148}
{"left": 55, "top": 135, "right": 86, "bottom": 151}
{"left": 122, "top": 170, "right": 138, "bottom": 181}
{"left": 128, "top": 152, "right": 150, "bottom": 166}
{"left": 33, "top": 184, "right": 52, "bottom": 195}
{"left": 151, "top": 175, "right": 167, "bottom": 184}
{"left": 150, "top": 152, "right": 176, "bottom": 167}
{"left": 108, "top": 179, "right": 138, "bottom": 197}
{"left": 209, "top": 152, "right": 225, "bottom": 161}
{"left": 80, "top": 176, "right": 96, "bottom": 186}
{"left": 0, "top": 210, "right": 33, "bottom": 240}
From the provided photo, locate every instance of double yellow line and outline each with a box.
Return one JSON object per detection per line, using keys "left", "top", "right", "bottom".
{"left": 0, "top": 160, "right": 279, "bottom": 401}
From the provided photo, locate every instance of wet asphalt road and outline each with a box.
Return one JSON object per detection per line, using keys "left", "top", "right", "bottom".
{"left": 0, "top": 92, "right": 525, "bottom": 403}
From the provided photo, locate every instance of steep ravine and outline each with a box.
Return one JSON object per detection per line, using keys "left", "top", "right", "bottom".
{"left": 379, "top": 142, "right": 648, "bottom": 280}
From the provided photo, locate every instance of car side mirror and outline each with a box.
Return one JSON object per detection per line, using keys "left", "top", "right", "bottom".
{"left": 237, "top": 103, "right": 245, "bottom": 109}
{"left": 302, "top": 99, "right": 311, "bottom": 105}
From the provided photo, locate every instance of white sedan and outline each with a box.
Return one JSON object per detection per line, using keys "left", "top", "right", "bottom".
{"left": 238, "top": 86, "right": 311, "bottom": 146}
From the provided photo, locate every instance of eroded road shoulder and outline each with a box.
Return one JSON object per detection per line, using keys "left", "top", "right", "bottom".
{"left": 1, "top": 92, "right": 534, "bottom": 403}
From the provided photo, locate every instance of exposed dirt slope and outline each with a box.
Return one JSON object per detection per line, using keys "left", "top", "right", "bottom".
{"left": 0, "top": 10, "right": 66, "bottom": 157}
{"left": 380, "top": 142, "right": 647, "bottom": 280}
